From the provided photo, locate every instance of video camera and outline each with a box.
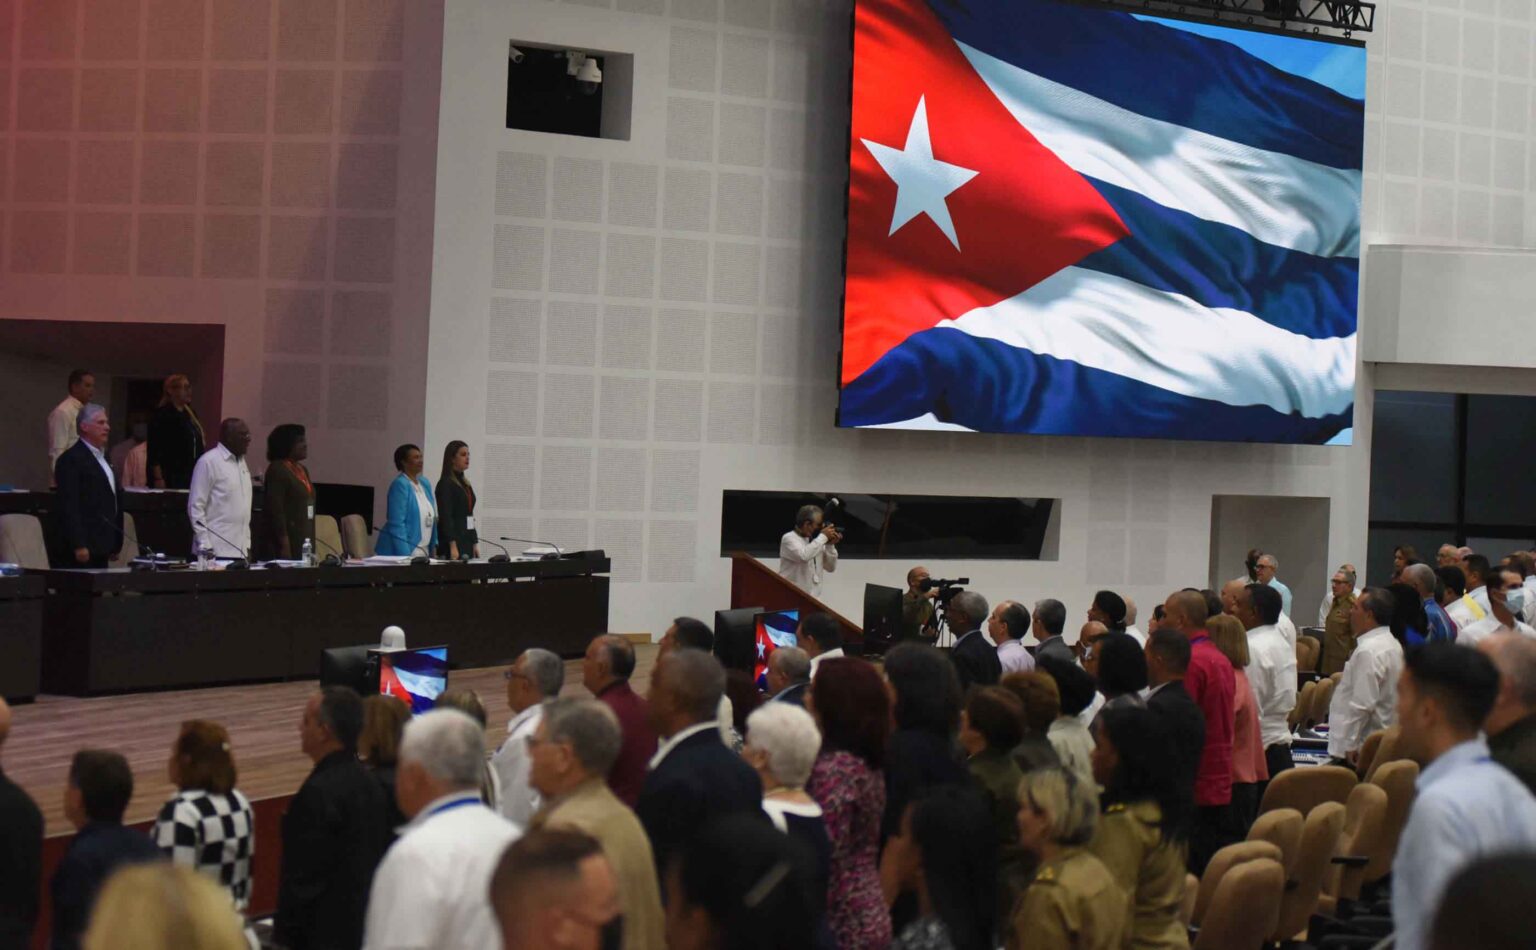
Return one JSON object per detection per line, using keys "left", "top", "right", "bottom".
{"left": 919, "top": 576, "right": 969, "bottom": 603}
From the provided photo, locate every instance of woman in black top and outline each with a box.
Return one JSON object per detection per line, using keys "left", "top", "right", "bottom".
{"left": 434, "top": 440, "right": 478, "bottom": 560}
{"left": 147, "top": 374, "right": 205, "bottom": 489}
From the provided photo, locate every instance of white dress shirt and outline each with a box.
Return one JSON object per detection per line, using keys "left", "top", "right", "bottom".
{"left": 83, "top": 440, "right": 116, "bottom": 495}
{"left": 1276, "top": 611, "right": 1298, "bottom": 651}
{"left": 410, "top": 477, "right": 435, "bottom": 557}
{"left": 1455, "top": 615, "right": 1536, "bottom": 645}
{"left": 808, "top": 646, "right": 845, "bottom": 680}
{"left": 996, "top": 638, "right": 1035, "bottom": 675}
{"left": 777, "top": 530, "right": 837, "bottom": 598}
{"left": 1246, "top": 623, "right": 1297, "bottom": 749}
{"left": 1446, "top": 586, "right": 1491, "bottom": 629}
{"left": 47, "top": 395, "right": 82, "bottom": 476}
{"left": 187, "top": 444, "right": 253, "bottom": 558}
{"left": 1326, "top": 626, "right": 1405, "bottom": 759}
{"left": 1123, "top": 625, "right": 1147, "bottom": 648}
{"left": 491, "top": 705, "right": 544, "bottom": 828}
{"left": 363, "top": 792, "right": 520, "bottom": 950}
{"left": 1076, "top": 690, "right": 1106, "bottom": 728}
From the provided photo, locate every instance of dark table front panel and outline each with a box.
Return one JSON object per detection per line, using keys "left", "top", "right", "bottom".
{"left": 0, "top": 576, "right": 45, "bottom": 701}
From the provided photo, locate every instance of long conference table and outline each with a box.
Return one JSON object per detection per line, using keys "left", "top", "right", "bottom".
{"left": 25, "top": 558, "right": 609, "bottom": 697}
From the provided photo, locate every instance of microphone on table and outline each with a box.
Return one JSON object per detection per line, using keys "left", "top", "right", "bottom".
{"left": 499, "top": 536, "right": 563, "bottom": 561}
{"left": 311, "top": 533, "right": 344, "bottom": 567}
{"left": 98, "top": 515, "right": 159, "bottom": 570}
{"left": 193, "top": 521, "right": 249, "bottom": 570}
{"left": 370, "top": 524, "right": 430, "bottom": 566}
{"left": 479, "top": 538, "right": 512, "bottom": 563}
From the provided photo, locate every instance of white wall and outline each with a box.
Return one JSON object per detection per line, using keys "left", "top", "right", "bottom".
{"left": 1363, "top": 246, "right": 1536, "bottom": 368}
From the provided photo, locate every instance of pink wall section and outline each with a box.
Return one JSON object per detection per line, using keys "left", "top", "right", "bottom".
{"left": 0, "top": 0, "right": 443, "bottom": 507}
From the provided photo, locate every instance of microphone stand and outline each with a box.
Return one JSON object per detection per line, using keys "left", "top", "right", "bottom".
{"left": 193, "top": 520, "right": 250, "bottom": 570}
{"left": 499, "top": 536, "right": 564, "bottom": 560}
{"left": 479, "top": 538, "right": 512, "bottom": 563}
{"left": 311, "top": 533, "right": 345, "bottom": 567}
{"left": 99, "top": 515, "right": 163, "bottom": 571}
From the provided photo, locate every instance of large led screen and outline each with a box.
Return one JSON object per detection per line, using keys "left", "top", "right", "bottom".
{"left": 837, "top": 0, "right": 1366, "bottom": 445}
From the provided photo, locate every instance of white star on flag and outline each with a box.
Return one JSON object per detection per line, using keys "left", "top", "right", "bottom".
{"left": 861, "top": 95, "right": 979, "bottom": 251}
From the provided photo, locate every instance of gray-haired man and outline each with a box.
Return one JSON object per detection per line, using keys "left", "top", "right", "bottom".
{"left": 492, "top": 648, "right": 564, "bottom": 826}
{"left": 52, "top": 403, "right": 120, "bottom": 568}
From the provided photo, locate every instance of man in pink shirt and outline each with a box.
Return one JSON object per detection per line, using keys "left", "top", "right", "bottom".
{"left": 1163, "top": 589, "right": 1236, "bottom": 874}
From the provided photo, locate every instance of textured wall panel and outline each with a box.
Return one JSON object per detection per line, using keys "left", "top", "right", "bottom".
{"left": 482, "top": 442, "right": 536, "bottom": 510}
{"left": 724, "top": 0, "right": 772, "bottom": 29}
{"left": 72, "top": 211, "right": 132, "bottom": 275}
{"left": 601, "top": 304, "right": 652, "bottom": 370}
{"left": 330, "top": 290, "right": 392, "bottom": 356}
{"left": 489, "top": 296, "right": 542, "bottom": 364}
{"left": 545, "top": 300, "right": 599, "bottom": 367}
{"left": 721, "top": 33, "right": 770, "bottom": 99}
{"left": 649, "top": 448, "right": 700, "bottom": 512}
{"left": 653, "top": 379, "right": 704, "bottom": 442}
{"left": 212, "top": 0, "right": 271, "bottom": 60}
{"left": 708, "top": 311, "right": 757, "bottom": 375}
{"left": 714, "top": 173, "right": 764, "bottom": 236}
{"left": 655, "top": 309, "right": 707, "bottom": 372}
{"left": 334, "top": 217, "right": 396, "bottom": 283}
{"left": 1086, "top": 527, "right": 1129, "bottom": 586}
{"left": 773, "top": 38, "right": 811, "bottom": 102}
{"left": 79, "top": 69, "right": 137, "bottom": 133}
{"left": 706, "top": 381, "right": 755, "bottom": 443}
{"left": 618, "top": 0, "right": 666, "bottom": 13}
{"left": 666, "top": 97, "right": 716, "bottom": 162}
{"left": 646, "top": 520, "right": 697, "bottom": 582}
{"left": 768, "top": 108, "right": 809, "bottom": 170}
{"left": 548, "top": 228, "right": 601, "bottom": 294}
{"left": 205, "top": 142, "right": 266, "bottom": 207}
{"left": 603, "top": 233, "right": 656, "bottom": 299}
{"left": 765, "top": 177, "right": 805, "bottom": 239}
{"left": 662, "top": 167, "right": 712, "bottom": 232}
{"left": 75, "top": 141, "right": 134, "bottom": 205}
{"left": 711, "top": 241, "right": 760, "bottom": 305}
{"left": 718, "top": 103, "right": 767, "bottom": 166}
{"left": 659, "top": 237, "right": 709, "bottom": 302}
{"left": 496, "top": 152, "right": 548, "bottom": 218}
{"left": 148, "top": 0, "right": 206, "bottom": 59}
{"left": 552, "top": 157, "right": 605, "bottom": 223}
{"left": 1088, "top": 464, "right": 1128, "bottom": 522}
{"left": 278, "top": 0, "right": 338, "bottom": 61}
{"left": 21, "top": 0, "right": 76, "bottom": 59}
{"left": 11, "top": 211, "right": 68, "bottom": 274}
{"left": 208, "top": 69, "right": 269, "bottom": 134}
{"left": 266, "top": 216, "right": 329, "bottom": 280}
{"left": 13, "top": 140, "right": 71, "bottom": 204}
{"left": 337, "top": 144, "right": 398, "bottom": 210}
{"left": 485, "top": 370, "right": 540, "bottom": 438}
{"left": 669, "top": 26, "right": 718, "bottom": 93}
{"left": 759, "top": 314, "right": 799, "bottom": 377}
{"left": 1130, "top": 468, "right": 1171, "bottom": 523}
{"left": 596, "top": 447, "right": 648, "bottom": 512}
{"left": 537, "top": 518, "right": 591, "bottom": 554}
{"left": 275, "top": 70, "right": 336, "bottom": 134}
{"left": 201, "top": 214, "right": 263, "bottom": 278}
{"left": 344, "top": 0, "right": 404, "bottom": 62}
{"left": 1128, "top": 527, "right": 1169, "bottom": 586}
{"left": 271, "top": 142, "right": 333, "bottom": 208}
{"left": 261, "top": 360, "right": 325, "bottom": 428}
{"left": 672, "top": 0, "right": 719, "bottom": 23}
{"left": 595, "top": 518, "right": 644, "bottom": 582}
{"left": 136, "top": 212, "right": 196, "bottom": 277}
{"left": 599, "top": 376, "right": 652, "bottom": 440}
{"left": 763, "top": 245, "right": 802, "bottom": 309}
{"left": 140, "top": 142, "right": 200, "bottom": 205}
{"left": 265, "top": 290, "right": 327, "bottom": 355}
{"left": 493, "top": 224, "right": 546, "bottom": 291}
{"left": 607, "top": 162, "right": 659, "bottom": 228}
{"left": 539, "top": 445, "right": 594, "bottom": 510}
{"left": 541, "top": 373, "right": 596, "bottom": 439}
{"left": 340, "top": 70, "right": 401, "bottom": 134}
{"left": 757, "top": 382, "right": 800, "bottom": 445}
{"left": 18, "top": 69, "right": 75, "bottom": 132}
{"left": 83, "top": 0, "right": 143, "bottom": 60}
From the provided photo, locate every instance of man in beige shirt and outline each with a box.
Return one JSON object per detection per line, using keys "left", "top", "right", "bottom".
{"left": 527, "top": 697, "right": 665, "bottom": 950}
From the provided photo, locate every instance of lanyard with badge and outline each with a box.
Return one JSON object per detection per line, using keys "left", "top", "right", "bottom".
{"left": 286, "top": 460, "right": 315, "bottom": 520}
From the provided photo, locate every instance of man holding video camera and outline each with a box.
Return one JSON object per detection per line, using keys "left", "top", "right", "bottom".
{"left": 778, "top": 504, "right": 840, "bottom": 598}
{"left": 902, "top": 566, "right": 938, "bottom": 640}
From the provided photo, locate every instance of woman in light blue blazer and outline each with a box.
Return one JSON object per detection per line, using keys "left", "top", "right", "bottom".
{"left": 377, "top": 443, "right": 438, "bottom": 557}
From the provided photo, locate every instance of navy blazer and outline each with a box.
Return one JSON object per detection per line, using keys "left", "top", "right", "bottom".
{"left": 1148, "top": 680, "right": 1206, "bottom": 799}
{"left": 636, "top": 726, "right": 764, "bottom": 879}
{"left": 772, "top": 682, "right": 809, "bottom": 707}
{"left": 51, "top": 822, "right": 160, "bottom": 950}
{"left": 950, "top": 628, "right": 1002, "bottom": 693}
{"left": 52, "top": 440, "right": 123, "bottom": 566}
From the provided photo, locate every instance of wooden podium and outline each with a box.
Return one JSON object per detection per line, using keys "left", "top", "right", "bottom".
{"left": 728, "top": 552, "right": 862, "bottom": 648}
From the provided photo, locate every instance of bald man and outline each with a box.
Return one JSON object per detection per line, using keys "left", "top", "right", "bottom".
{"left": 0, "top": 697, "right": 44, "bottom": 945}
{"left": 1163, "top": 590, "right": 1236, "bottom": 874}
{"left": 188, "top": 418, "right": 254, "bottom": 559}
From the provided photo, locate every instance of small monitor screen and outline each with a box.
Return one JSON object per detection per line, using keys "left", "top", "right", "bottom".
{"left": 753, "top": 610, "right": 800, "bottom": 688}
{"left": 377, "top": 646, "right": 448, "bottom": 714}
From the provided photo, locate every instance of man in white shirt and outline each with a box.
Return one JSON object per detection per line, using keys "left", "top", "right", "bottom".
{"left": 363, "top": 709, "right": 520, "bottom": 950}
{"left": 1456, "top": 571, "right": 1536, "bottom": 645}
{"left": 187, "top": 418, "right": 253, "bottom": 559}
{"left": 1327, "top": 588, "right": 1406, "bottom": 764}
{"left": 1316, "top": 564, "right": 1361, "bottom": 627}
{"left": 798, "top": 612, "right": 845, "bottom": 679}
{"left": 47, "top": 369, "right": 94, "bottom": 480}
{"left": 1122, "top": 596, "right": 1146, "bottom": 648}
{"left": 987, "top": 600, "right": 1035, "bottom": 675}
{"left": 1436, "top": 543, "right": 1460, "bottom": 568}
{"left": 1447, "top": 554, "right": 1494, "bottom": 630}
{"left": 777, "top": 504, "right": 839, "bottom": 598}
{"left": 493, "top": 648, "right": 564, "bottom": 827}
{"left": 1254, "top": 553, "right": 1293, "bottom": 618}
{"left": 1235, "top": 583, "right": 1298, "bottom": 779}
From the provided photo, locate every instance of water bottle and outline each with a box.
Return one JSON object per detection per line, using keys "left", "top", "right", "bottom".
{"left": 301, "top": 538, "right": 313, "bottom": 567}
{"left": 197, "top": 542, "right": 212, "bottom": 571}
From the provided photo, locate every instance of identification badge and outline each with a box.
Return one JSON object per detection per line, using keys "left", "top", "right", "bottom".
{"left": 466, "top": 516, "right": 475, "bottom": 530}
{"left": 307, "top": 505, "right": 315, "bottom": 519}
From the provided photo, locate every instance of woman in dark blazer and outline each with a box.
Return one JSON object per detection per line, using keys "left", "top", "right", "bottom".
{"left": 147, "top": 374, "right": 205, "bottom": 489}
{"left": 261, "top": 424, "right": 314, "bottom": 560}
{"left": 435, "top": 440, "right": 478, "bottom": 560}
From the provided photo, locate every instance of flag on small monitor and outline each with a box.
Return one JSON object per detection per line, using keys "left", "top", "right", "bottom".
{"left": 753, "top": 610, "right": 800, "bottom": 689}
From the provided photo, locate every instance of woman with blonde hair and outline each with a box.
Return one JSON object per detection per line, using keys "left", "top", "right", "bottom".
{"left": 147, "top": 373, "right": 205, "bottom": 489}
{"left": 84, "top": 864, "right": 248, "bottom": 950}
{"left": 1206, "top": 614, "right": 1267, "bottom": 832}
{"left": 152, "top": 721, "right": 255, "bottom": 924}
{"left": 1010, "top": 767, "right": 1127, "bottom": 950}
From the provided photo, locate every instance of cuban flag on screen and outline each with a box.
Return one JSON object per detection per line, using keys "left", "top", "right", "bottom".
{"left": 753, "top": 610, "right": 800, "bottom": 688}
{"left": 837, "top": 0, "right": 1365, "bottom": 445}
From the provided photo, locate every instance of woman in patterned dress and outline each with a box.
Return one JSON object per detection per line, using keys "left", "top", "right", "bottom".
{"left": 805, "top": 657, "right": 893, "bottom": 950}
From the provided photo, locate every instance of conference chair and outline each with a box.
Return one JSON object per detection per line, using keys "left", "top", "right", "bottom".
{"left": 340, "top": 514, "right": 371, "bottom": 559}
{"left": 1192, "top": 858, "right": 1285, "bottom": 950}
{"left": 0, "top": 513, "right": 49, "bottom": 570}
{"left": 1307, "top": 677, "right": 1338, "bottom": 730}
{"left": 1192, "top": 840, "right": 1282, "bottom": 927}
{"left": 1290, "top": 680, "right": 1318, "bottom": 730}
{"left": 1297, "top": 634, "right": 1321, "bottom": 673}
{"left": 1363, "top": 726, "right": 1403, "bottom": 783}
{"left": 1355, "top": 729, "right": 1385, "bottom": 779}
{"left": 1259, "top": 765, "right": 1357, "bottom": 817}
{"left": 108, "top": 512, "right": 140, "bottom": 568}
{"left": 1247, "top": 807, "right": 1303, "bottom": 877}
{"left": 1364, "top": 759, "right": 1419, "bottom": 887}
{"left": 1272, "top": 801, "right": 1347, "bottom": 943}
{"left": 1318, "top": 782, "right": 1388, "bottom": 914}
{"left": 315, "top": 515, "right": 344, "bottom": 562}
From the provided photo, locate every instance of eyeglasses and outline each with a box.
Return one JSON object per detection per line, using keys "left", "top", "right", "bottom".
{"left": 504, "top": 670, "right": 528, "bottom": 682}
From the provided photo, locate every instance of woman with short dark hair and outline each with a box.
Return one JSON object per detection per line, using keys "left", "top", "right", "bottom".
{"left": 152, "top": 721, "right": 255, "bottom": 932}
{"left": 376, "top": 443, "right": 436, "bottom": 557}
{"left": 261, "top": 423, "right": 313, "bottom": 560}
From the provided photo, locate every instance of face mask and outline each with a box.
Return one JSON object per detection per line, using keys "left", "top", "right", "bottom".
{"left": 1505, "top": 589, "right": 1526, "bottom": 617}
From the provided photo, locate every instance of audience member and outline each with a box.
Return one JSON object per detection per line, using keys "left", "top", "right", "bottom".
{"left": 1076, "top": 622, "right": 1110, "bottom": 685}
{"left": 1404, "top": 563, "right": 1456, "bottom": 645}
{"left": 798, "top": 611, "right": 848, "bottom": 681}
{"left": 1328, "top": 588, "right": 1406, "bottom": 766}
{"left": 1036, "top": 655, "right": 1098, "bottom": 794}
{"left": 1435, "top": 543, "right": 1460, "bottom": 568}
{"left": 152, "top": 721, "right": 255, "bottom": 921}
{"left": 883, "top": 786, "right": 998, "bottom": 950}
{"left": 806, "top": 657, "right": 892, "bottom": 950}
{"left": 1254, "top": 554, "right": 1292, "bottom": 617}
{"left": 1123, "top": 598, "right": 1146, "bottom": 647}
{"left": 1196, "top": 589, "right": 1224, "bottom": 624}
{"left": 1146, "top": 604, "right": 1166, "bottom": 637}
{"left": 1318, "top": 564, "right": 1361, "bottom": 628}
{"left": 1428, "top": 854, "right": 1536, "bottom": 950}
{"left": 51, "top": 750, "right": 160, "bottom": 950}
{"left": 1161, "top": 590, "right": 1235, "bottom": 874}
{"left": 436, "top": 688, "right": 499, "bottom": 807}
{"left": 1436, "top": 564, "right": 1467, "bottom": 611}
{"left": 765, "top": 646, "right": 811, "bottom": 706}
{"left": 1234, "top": 584, "right": 1296, "bottom": 783}
{"left": 487, "top": 829, "right": 621, "bottom": 950}
{"left": 1477, "top": 633, "right": 1536, "bottom": 794}
{"left": 364, "top": 709, "right": 519, "bottom": 950}
{"left": 1206, "top": 615, "right": 1267, "bottom": 833}
{"left": 1388, "top": 582, "right": 1430, "bottom": 646}
{"left": 637, "top": 650, "right": 761, "bottom": 880}
{"left": 1088, "top": 590, "right": 1128, "bottom": 633}
{"left": 958, "top": 687, "right": 1028, "bottom": 914}
{"left": 493, "top": 647, "right": 564, "bottom": 826}
{"left": 1000, "top": 672, "right": 1064, "bottom": 773}
{"left": 527, "top": 698, "right": 666, "bottom": 950}
{"left": 0, "top": 697, "right": 42, "bottom": 948}
{"left": 1011, "top": 767, "right": 1128, "bottom": 950}
{"left": 664, "top": 815, "right": 822, "bottom": 950}
{"left": 1447, "top": 554, "right": 1493, "bottom": 629}
{"left": 989, "top": 600, "right": 1036, "bottom": 675}
{"left": 947, "top": 590, "right": 1002, "bottom": 691}
{"left": 1391, "top": 643, "right": 1536, "bottom": 950}
{"left": 880, "top": 644, "right": 969, "bottom": 842}
{"left": 1033, "top": 600, "right": 1074, "bottom": 665}
{"left": 1392, "top": 544, "right": 1420, "bottom": 582}
{"left": 1143, "top": 631, "right": 1205, "bottom": 817}
{"left": 725, "top": 669, "right": 763, "bottom": 738}
{"left": 1094, "top": 633, "right": 1148, "bottom": 720}
{"left": 82, "top": 864, "right": 247, "bottom": 950}
{"left": 581, "top": 633, "right": 657, "bottom": 807}
{"left": 277, "top": 688, "right": 389, "bottom": 950}
{"left": 1458, "top": 569, "right": 1536, "bottom": 643}
{"left": 1501, "top": 565, "right": 1536, "bottom": 628}
{"left": 359, "top": 694, "right": 411, "bottom": 831}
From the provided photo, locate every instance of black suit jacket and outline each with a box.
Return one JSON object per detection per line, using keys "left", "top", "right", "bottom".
{"left": 1147, "top": 681, "right": 1206, "bottom": 800}
{"left": 950, "top": 629, "right": 1002, "bottom": 693}
{"left": 50, "top": 822, "right": 160, "bottom": 950}
{"left": 772, "top": 682, "right": 808, "bottom": 707}
{"left": 275, "top": 752, "right": 390, "bottom": 950}
{"left": 434, "top": 477, "right": 478, "bottom": 559}
{"left": 636, "top": 727, "right": 764, "bottom": 878}
{"left": 0, "top": 768, "right": 43, "bottom": 949}
{"left": 52, "top": 441, "right": 122, "bottom": 566}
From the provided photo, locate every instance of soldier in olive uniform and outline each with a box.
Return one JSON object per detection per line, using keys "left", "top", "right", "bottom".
{"left": 1010, "top": 766, "right": 1128, "bottom": 950}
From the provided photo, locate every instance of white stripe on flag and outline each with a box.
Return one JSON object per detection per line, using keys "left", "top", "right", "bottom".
{"left": 940, "top": 266, "right": 1356, "bottom": 419}
{"left": 958, "top": 41, "right": 1362, "bottom": 259}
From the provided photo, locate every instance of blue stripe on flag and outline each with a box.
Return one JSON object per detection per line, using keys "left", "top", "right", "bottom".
{"left": 932, "top": 0, "right": 1364, "bottom": 170}
{"left": 840, "top": 327, "right": 1352, "bottom": 444}
{"left": 1078, "top": 178, "right": 1358, "bottom": 340}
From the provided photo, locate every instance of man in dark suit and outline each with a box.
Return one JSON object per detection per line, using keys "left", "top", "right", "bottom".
{"left": 0, "top": 697, "right": 43, "bottom": 950}
{"left": 766, "top": 647, "right": 810, "bottom": 706}
{"left": 1144, "top": 629, "right": 1206, "bottom": 805}
{"left": 637, "top": 649, "right": 762, "bottom": 878}
{"left": 947, "top": 590, "right": 1002, "bottom": 692}
{"left": 51, "top": 404, "right": 122, "bottom": 569}
{"left": 276, "top": 687, "right": 389, "bottom": 950}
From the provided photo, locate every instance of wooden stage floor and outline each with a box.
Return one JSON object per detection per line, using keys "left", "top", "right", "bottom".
{"left": 4, "top": 646, "right": 659, "bottom": 837}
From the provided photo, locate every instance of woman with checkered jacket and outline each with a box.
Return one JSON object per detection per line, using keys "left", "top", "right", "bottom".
{"left": 152, "top": 721, "right": 256, "bottom": 929}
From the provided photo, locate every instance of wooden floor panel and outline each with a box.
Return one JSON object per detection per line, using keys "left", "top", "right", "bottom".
{"left": 4, "top": 648, "right": 658, "bottom": 837}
